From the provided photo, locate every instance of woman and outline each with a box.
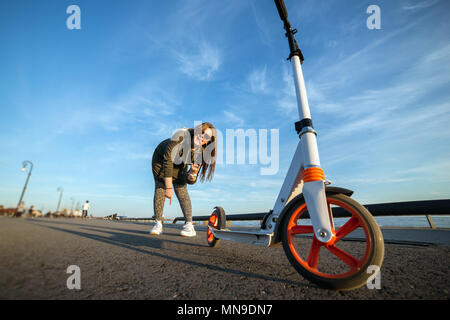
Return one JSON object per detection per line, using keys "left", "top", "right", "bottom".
{"left": 150, "top": 122, "right": 217, "bottom": 237}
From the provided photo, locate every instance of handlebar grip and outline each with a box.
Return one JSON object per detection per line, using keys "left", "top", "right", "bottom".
{"left": 274, "top": 0, "right": 289, "bottom": 22}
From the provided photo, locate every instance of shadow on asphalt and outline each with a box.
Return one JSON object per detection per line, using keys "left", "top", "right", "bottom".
{"left": 24, "top": 218, "right": 311, "bottom": 289}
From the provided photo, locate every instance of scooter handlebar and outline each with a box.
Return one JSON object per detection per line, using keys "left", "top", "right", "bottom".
{"left": 274, "top": 0, "right": 289, "bottom": 25}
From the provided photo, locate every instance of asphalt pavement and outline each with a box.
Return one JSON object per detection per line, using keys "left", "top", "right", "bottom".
{"left": 0, "top": 216, "right": 448, "bottom": 300}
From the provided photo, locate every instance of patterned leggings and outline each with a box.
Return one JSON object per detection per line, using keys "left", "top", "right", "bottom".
{"left": 153, "top": 180, "right": 192, "bottom": 223}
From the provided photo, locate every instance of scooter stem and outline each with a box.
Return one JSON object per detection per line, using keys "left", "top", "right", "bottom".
{"left": 291, "top": 55, "right": 311, "bottom": 120}
{"left": 291, "top": 54, "right": 334, "bottom": 243}
{"left": 276, "top": 0, "right": 334, "bottom": 243}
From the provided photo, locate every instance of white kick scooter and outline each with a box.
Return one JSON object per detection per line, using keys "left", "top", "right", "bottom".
{"left": 207, "top": 0, "right": 384, "bottom": 291}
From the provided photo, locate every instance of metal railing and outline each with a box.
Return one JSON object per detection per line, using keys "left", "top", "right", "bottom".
{"left": 104, "top": 215, "right": 172, "bottom": 223}
{"left": 171, "top": 199, "right": 450, "bottom": 229}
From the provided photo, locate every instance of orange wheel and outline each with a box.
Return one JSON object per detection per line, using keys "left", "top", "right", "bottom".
{"left": 282, "top": 193, "right": 384, "bottom": 290}
{"left": 207, "top": 207, "right": 226, "bottom": 248}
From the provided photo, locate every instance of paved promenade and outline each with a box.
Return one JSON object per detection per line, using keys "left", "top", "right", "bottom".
{"left": 0, "top": 216, "right": 448, "bottom": 300}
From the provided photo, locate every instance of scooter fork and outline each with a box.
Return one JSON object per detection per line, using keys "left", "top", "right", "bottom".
{"left": 302, "top": 179, "right": 335, "bottom": 244}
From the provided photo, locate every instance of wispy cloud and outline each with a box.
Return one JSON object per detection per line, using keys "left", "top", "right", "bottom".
{"left": 223, "top": 110, "right": 245, "bottom": 127}
{"left": 403, "top": 0, "right": 440, "bottom": 10}
{"left": 156, "top": 1, "right": 248, "bottom": 82}
{"left": 175, "top": 42, "right": 222, "bottom": 81}
{"left": 317, "top": 40, "right": 450, "bottom": 139}
{"left": 96, "top": 183, "right": 125, "bottom": 189}
{"left": 399, "top": 159, "right": 450, "bottom": 177}
{"left": 310, "top": 13, "right": 434, "bottom": 91}
{"left": 98, "top": 80, "right": 179, "bottom": 132}
{"left": 251, "top": 2, "right": 273, "bottom": 47}
{"left": 331, "top": 157, "right": 450, "bottom": 188}
{"left": 275, "top": 64, "right": 298, "bottom": 117}
{"left": 248, "top": 65, "right": 268, "bottom": 94}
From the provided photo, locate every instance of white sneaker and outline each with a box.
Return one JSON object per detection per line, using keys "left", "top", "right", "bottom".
{"left": 180, "top": 222, "right": 196, "bottom": 237}
{"left": 150, "top": 221, "right": 163, "bottom": 235}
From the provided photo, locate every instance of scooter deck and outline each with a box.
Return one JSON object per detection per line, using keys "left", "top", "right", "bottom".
{"left": 208, "top": 226, "right": 273, "bottom": 247}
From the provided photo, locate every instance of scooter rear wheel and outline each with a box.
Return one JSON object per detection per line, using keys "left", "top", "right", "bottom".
{"left": 282, "top": 193, "right": 384, "bottom": 290}
{"left": 207, "top": 207, "right": 226, "bottom": 248}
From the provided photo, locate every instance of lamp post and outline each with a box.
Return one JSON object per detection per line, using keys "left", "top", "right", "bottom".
{"left": 16, "top": 160, "right": 33, "bottom": 214}
{"left": 56, "top": 187, "right": 63, "bottom": 213}
{"left": 70, "top": 197, "right": 75, "bottom": 216}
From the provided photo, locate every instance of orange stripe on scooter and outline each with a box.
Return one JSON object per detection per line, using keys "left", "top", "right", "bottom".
{"left": 302, "top": 167, "right": 325, "bottom": 183}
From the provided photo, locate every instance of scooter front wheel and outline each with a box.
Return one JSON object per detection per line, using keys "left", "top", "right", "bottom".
{"left": 207, "top": 207, "right": 226, "bottom": 248}
{"left": 282, "top": 193, "right": 384, "bottom": 291}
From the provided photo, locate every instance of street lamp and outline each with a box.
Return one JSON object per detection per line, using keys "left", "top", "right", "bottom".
{"left": 56, "top": 187, "right": 63, "bottom": 213}
{"left": 16, "top": 160, "right": 33, "bottom": 215}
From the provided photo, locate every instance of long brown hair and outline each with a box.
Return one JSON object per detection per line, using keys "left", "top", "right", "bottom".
{"left": 188, "top": 122, "right": 217, "bottom": 182}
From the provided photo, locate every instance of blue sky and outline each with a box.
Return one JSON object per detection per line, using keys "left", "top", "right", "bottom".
{"left": 1, "top": 0, "right": 449, "bottom": 218}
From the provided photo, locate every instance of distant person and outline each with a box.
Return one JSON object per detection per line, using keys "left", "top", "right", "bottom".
{"left": 28, "top": 205, "right": 35, "bottom": 217}
{"left": 149, "top": 122, "right": 217, "bottom": 237}
{"left": 82, "top": 201, "right": 90, "bottom": 218}
{"left": 15, "top": 201, "right": 25, "bottom": 217}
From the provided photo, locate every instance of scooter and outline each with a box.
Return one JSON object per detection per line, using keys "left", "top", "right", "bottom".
{"left": 206, "top": 0, "right": 384, "bottom": 291}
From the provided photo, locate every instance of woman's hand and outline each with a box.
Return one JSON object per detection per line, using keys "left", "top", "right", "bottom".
{"left": 164, "top": 177, "right": 173, "bottom": 205}
{"left": 165, "top": 188, "right": 173, "bottom": 205}
{"left": 186, "top": 164, "right": 200, "bottom": 185}
{"left": 190, "top": 163, "right": 201, "bottom": 174}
